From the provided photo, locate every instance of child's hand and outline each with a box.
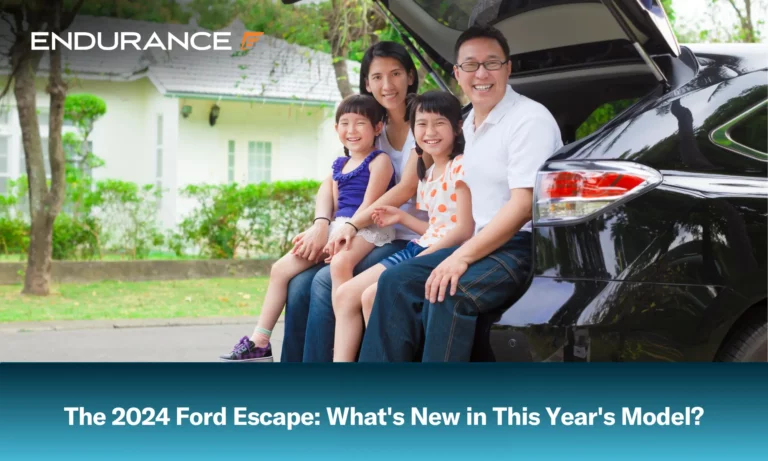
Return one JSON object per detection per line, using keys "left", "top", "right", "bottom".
{"left": 371, "top": 206, "right": 402, "bottom": 227}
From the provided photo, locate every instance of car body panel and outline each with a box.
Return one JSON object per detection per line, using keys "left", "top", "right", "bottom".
{"left": 503, "top": 54, "right": 767, "bottom": 362}
{"left": 491, "top": 277, "right": 755, "bottom": 362}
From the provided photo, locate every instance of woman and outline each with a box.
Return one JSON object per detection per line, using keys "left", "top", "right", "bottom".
{"left": 282, "top": 41, "right": 430, "bottom": 362}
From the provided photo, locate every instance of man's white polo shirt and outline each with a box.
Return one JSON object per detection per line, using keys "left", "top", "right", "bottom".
{"left": 463, "top": 85, "right": 563, "bottom": 234}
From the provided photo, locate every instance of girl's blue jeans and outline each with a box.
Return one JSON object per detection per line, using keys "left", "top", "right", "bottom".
{"left": 359, "top": 231, "right": 533, "bottom": 362}
{"left": 281, "top": 240, "right": 407, "bottom": 362}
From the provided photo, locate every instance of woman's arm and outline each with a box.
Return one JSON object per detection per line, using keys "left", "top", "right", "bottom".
{"left": 291, "top": 174, "right": 334, "bottom": 261}
{"left": 372, "top": 206, "right": 429, "bottom": 236}
{"left": 418, "top": 182, "right": 474, "bottom": 256}
{"left": 354, "top": 153, "right": 395, "bottom": 216}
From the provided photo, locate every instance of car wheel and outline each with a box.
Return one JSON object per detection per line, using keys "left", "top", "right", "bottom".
{"left": 716, "top": 320, "right": 767, "bottom": 362}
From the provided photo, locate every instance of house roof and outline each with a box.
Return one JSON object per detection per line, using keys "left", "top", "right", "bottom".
{"left": 0, "top": 15, "right": 359, "bottom": 104}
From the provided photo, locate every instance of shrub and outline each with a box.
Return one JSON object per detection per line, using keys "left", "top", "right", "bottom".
{"left": 52, "top": 214, "right": 101, "bottom": 260}
{"left": 0, "top": 217, "right": 29, "bottom": 255}
{"left": 0, "top": 176, "right": 164, "bottom": 260}
{"left": 94, "top": 180, "right": 164, "bottom": 259}
{"left": 174, "top": 180, "right": 320, "bottom": 259}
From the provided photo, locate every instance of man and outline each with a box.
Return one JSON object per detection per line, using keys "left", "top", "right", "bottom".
{"left": 358, "top": 24, "right": 563, "bottom": 362}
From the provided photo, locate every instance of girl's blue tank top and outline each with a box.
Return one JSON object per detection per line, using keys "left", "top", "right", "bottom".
{"left": 332, "top": 149, "right": 395, "bottom": 219}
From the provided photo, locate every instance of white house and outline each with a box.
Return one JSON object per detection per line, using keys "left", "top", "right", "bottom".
{"left": 0, "top": 15, "right": 360, "bottom": 228}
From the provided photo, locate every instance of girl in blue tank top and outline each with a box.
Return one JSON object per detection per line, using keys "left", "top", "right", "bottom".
{"left": 220, "top": 95, "right": 396, "bottom": 362}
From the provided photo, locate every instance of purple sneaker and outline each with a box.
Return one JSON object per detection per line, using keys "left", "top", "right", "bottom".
{"left": 220, "top": 336, "right": 273, "bottom": 362}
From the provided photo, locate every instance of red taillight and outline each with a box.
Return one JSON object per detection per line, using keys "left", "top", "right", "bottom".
{"left": 535, "top": 162, "right": 662, "bottom": 224}
{"left": 545, "top": 172, "right": 581, "bottom": 198}
{"left": 543, "top": 171, "right": 648, "bottom": 199}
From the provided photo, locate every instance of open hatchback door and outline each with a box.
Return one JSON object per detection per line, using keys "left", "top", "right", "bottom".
{"left": 367, "top": 0, "right": 680, "bottom": 85}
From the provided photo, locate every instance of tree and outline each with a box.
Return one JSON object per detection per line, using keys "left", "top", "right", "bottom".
{"left": 0, "top": 0, "right": 85, "bottom": 295}
{"left": 674, "top": 0, "right": 765, "bottom": 43}
{"left": 719, "top": 0, "right": 763, "bottom": 42}
{"left": 325, "top": 0, "right": 384, "bottom": 97}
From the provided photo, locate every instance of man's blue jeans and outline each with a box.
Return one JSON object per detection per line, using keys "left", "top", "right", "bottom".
{"left": 359, "top": 232, "right": 533, "bottom": 362}
{"left": 281, "top": 240, "right": 407, "bottom": 362}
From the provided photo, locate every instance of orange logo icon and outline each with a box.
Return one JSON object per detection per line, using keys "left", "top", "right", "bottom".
{"left": 240, "top": 31, "right": 264, "bottom": 50}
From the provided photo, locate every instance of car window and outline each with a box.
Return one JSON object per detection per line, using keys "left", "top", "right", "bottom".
{"left": 413, "top": 0, "right": 584, "bottom": 31}
{"left": 413, "top": 0, "right": 477, "bottom": 30}
{"left": 729, "top": 105, "right": 767, "bottom": 154}
{"left": 576, "top": 98, "right": 639, "bottom": 140}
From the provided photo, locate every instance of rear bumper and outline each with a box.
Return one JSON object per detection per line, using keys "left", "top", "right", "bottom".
{"left": 488, "top": 276, "right": 728, "bottom": 362}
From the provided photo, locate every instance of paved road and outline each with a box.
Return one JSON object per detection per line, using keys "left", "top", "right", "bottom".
{"left": 0, "top": 320, "right": 284, "bottom": 362}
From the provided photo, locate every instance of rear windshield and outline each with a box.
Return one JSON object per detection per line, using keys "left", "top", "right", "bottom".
{"left": 413, "top": 0, "right": 590, "bottom": 31}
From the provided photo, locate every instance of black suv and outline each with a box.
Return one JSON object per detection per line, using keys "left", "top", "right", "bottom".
{"left": 289, "top": 0, "right": 768, "bottom": 361}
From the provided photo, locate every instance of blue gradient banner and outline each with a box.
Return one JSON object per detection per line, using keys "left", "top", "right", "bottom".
{"left": 1, "top": 364, "right": 766, "bottom": 460}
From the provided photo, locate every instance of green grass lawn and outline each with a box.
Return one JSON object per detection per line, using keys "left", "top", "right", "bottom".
{"left": 0, "top": 277, "right": 269, "bottom": 323}
{"left": 0, "top": 251, "right": 208, "bottom": 262}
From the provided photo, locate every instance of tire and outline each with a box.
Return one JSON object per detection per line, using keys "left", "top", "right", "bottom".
{"left": 716, "top": 320, "right": 767, "bottom": 362}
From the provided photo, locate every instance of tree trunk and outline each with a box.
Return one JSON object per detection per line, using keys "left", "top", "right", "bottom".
{"left": 17, "top": 4, "right": 68, "bottom": 296}
{"left": 13, "top": 46, "right": 48, "bottom": 294}
{"left": 332, "top": 51, "right": 354, "bottom": 98}
{"left": 328, "top": 0, "right": 354, "bottom": 98}
{"left": 725, "top": 0, "right": 757, "bottom": 43}
{"left": 743, "top": 0, "right": 755, "bottom": 42}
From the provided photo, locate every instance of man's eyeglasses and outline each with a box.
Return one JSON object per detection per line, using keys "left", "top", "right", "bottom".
{"left": 456, "top": 59, "right": 509, "bottom": 72}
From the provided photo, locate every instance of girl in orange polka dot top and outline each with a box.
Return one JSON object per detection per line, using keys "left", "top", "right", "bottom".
{"left": 332, "top": 91, "right": 474, "bottom": 362}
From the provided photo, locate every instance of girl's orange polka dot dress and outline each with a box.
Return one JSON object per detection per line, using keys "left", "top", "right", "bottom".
{"left": 415, "top": 155, "right": 465, "bottom": 247}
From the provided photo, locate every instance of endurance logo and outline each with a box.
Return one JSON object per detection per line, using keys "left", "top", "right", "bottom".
{"left": 31, "top": 31, "right": 265, "bottom": 51}
{"left": 240, "top": 32, "right": 264, "bottom": 50}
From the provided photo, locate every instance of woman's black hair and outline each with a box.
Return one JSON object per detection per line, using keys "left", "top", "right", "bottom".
{"left": 408, "top": 91, "right": 465, "bottom": 181}
{"left": 335, "top": 94, "right": 385, "bottom": 157}
{"left": 360, "top": 41, "right": 419, "bottom": 122}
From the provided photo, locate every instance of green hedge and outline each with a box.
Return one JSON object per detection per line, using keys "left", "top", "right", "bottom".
{"left": 0, "top": 179, "right": 320, "bottom": 261}
{"left": 171, "top": 180, "right": 320, "bottom": 259}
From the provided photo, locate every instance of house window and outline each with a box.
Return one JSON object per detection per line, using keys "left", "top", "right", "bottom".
{"left": 228, "top": 140, "right": 235, "bottom": 182}
{"left": 156, "top": 115, "right": 163, "bottom": 190}
{"left": 0, "top": 135, "right": 10, "bottom": 194}
{"left": 248, "top": 141, "right": 271, "bottom": 184}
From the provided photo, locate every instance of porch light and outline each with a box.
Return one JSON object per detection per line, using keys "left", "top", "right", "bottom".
{"left": 209, "top": 104, "right": 220, "bottom": 126}
{"left": 181, "top": 105, "right": 192, "bottom": 118}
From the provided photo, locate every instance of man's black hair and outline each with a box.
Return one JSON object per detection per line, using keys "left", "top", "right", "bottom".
{"left": 453, "top": 24, "right": 510, "bottom": 62}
